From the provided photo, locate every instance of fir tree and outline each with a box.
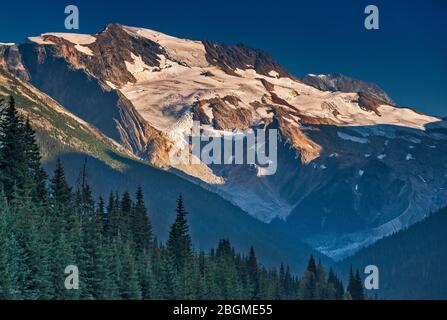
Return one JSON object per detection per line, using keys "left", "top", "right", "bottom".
{"left": 167, "top": 195, "right": 193, "bottom": 272}
{"left": 298, "top": 256, "right": 318, "bottom": 300}
{"left": 23, "top": 118, "right": 48, "bottom": 202}
{"left": 247, "top": 246, "right": 260, "bottom": 299}
{"left": 0, "top": 96, "right": 27, "bottom": 200}
{"left": 347, "top": 267, "right": 364, "bottom": 300}
{"left": 133, "top": 186, "right": 153, "bottom": 253}
{"left": 50, "top": 158, "right": 72, "bottom": 208}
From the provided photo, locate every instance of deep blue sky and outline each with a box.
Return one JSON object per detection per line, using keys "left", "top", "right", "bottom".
{"left": 1, "top": 0, "right": 446, "bottom": 116}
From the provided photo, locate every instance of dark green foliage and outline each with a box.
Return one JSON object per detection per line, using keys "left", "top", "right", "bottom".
{"left": 0, "top": 96, "right": 46, "bottom": 201}
{"left": 167, "top": 195, "right": 193, "bottom": 272}
{"left": 338, "top": 206, "right": 447, "bottom": 299}
{"left": 347, "top": 267, "right": 364, "bottom": 300}
{"left": 50, "top": 158, "right": 72, "bottom": 207}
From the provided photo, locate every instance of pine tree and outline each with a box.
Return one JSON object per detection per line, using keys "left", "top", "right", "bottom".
{"left": 51, "top": 231, "right": 78, "bottom": 300}
{"left": 50, "top": 158, "right": 72, "bottom": 208}
{"left": 92, "top": 237, "right": 112, "bottom": 299}
{"left": 283, "top": 265, "right": 295, "bottom": 299}
{"left": 247, "top": 246, "right": 260, "bottom": 299}
{"left": 167, "top": 195, "right": 193, "bottom": 272}
{"left": 347, "top": 267, "right": 364, "bottom": 300}
{"left": 95, "top": 196, "right": 105, "bottom": 235}
{"left": 119, "top": 241, "right": 142, "bottom": 300}
{"left": 106, "top": 192, "right": 118, "bottom": 237}
{"left": 24, "top": 214, "right": 53, "bottom": 299}
{"left": 119, "top": 191, "right": 132, "bottom": 240}
{"left": 133, "top": 186, "right": 153, "bottom": 253}
{"left": 327, "top": 267, "right": 344, "bottom": 300}
{"left": 0, "top": 96, "right": 28, "bottom": 200}
{"left": 316, "top": 259, "right": 327, "bottom": 299}
{"left": 23, "top": 118, "right": 48, "bottom": 202}
{"left": 298, "top": 256, "right": 318, "bottom": 300}
{"left": 0, "top": 192, "right": 25, "bottom": 299}
{"left": 214, "top": 239, "right": 242, "bottom": 299}
{"left": 138, "top": 250, "right": 155, "bottom": 300}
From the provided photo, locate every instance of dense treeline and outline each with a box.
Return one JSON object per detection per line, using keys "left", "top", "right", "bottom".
{"left": 339, "top": 205, "right": 447, "bottom": 299}
{"left": 0, "top": 96, "right": 365, "bottom": 300}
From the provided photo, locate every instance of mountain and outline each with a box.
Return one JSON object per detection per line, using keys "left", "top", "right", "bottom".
{"left": 302, "top": 73, "right": 395, "bottom": 105}
{"left": 336, "top": 206, "right": 447, "bottom": 299}
{"left": 0, "top": 68, "right": 329, "bottom": 273}
{"left": 1, "top": 24, "right": 446, "bottom": 260}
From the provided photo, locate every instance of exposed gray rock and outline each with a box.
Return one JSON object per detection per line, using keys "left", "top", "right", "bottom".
{"left": 302, "top": 73, "right": 395, "bottom": 105}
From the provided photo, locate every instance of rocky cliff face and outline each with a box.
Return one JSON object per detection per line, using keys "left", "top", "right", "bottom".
{"left": 6, "top": 29, "right": 172, "bottom": 167}
{"left": 302, "top": 73, "right": 395, "bottom": 105}
{"left": 1, "top": 24, "right": 446, "bottom": 259}
{"left": 0, "top": 44, "right": 29, "bottom": 80}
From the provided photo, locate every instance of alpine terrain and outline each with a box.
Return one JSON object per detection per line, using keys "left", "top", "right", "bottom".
{"left": 1, "top": 23, "right": 446, "bottom": 264}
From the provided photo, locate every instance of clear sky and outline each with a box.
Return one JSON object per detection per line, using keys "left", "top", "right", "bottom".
{"left": 1, "top": 0, "right": 446, "bottom": 116}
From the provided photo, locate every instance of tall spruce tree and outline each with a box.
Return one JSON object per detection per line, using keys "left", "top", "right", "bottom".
{"left": 247, "top": 246, "right": 260, "bottom": 299}
{"left": 50, "top": 158, "right": 72, "bottom": 207}
{"left": 133, "top": 186, "right": 153, "bottom": 253}
{"left": 347, "top": 267, "right": 364, "bottom": 300}
{"left": 167, "top": 195, "right": 193, "bottom": 272}
{"left": 23, "top": 118, "right": 48, "bottom": 202}
{"left": 298, "top": 256, "right": 318, "bottom": 300}
{"left": 0, "top": 96, "right": 27, "bottom": 200}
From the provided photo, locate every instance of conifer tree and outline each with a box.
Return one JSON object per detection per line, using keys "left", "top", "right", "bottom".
{"left": 0, "top": 96, "right": 27, "bottom": 200}
{"left": 50, "top": 158, "right": 72, "bottom": 208}
{"left": 119, "top": 191, "right": 132, "bottom": 240}
{"left": 298, "top": 256, "right": 318, "bottom": 300}
{"left": 138, "top": 250, "right": 155, "bottom": 300}
{"left": 23, "top": 118, "right": 48, "bottom": 202}
{"left": 119, "top": 241, "right": 142, "bottom": 300}
{"left": 247, "top": 246, "right": 260, "bottom": 299}
{"left": 133, "top": 186, "right": 152, "bottom": 252}
{"left": 167, "top": 195, "right": 193, "bottom": 272}
{"left": 316, "top": 259, "right": 327, "bottom": 299}
{"left": 106, "top": 192, "right": 119, "bottom": 237}
{"left": 0, "top": 191, "right": 26, "bottom": 299}
{"left": 347, "top": 267, "right": 364, "bottom": 300}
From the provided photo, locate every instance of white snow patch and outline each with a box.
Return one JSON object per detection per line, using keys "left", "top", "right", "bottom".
{"left": 268, "top": 70, "right": 280, "bottom": 78}
{"left": 74, "top": 44, "right": 94, "bottom": 56}
{"left": 406, "top": 153, "right": 414, "bottom": 161}
{"left": 256, "top": 107, "right": 274, "bottom": 119}
{"left": 123, "top": 26, "right": 208, "bottom": 68}
{"left": 337, "top": 132, "right": 369, "bottom": 144}
{"left": 43, "top": 33, "right": 96, "bottom": 45}
{"left": 359, "top": 169, "right": 364, "bottom": 177}
{"left": 105, "top": 81, "right": 117, "bottom": 90}
{"left": 28, "top": 36, "right": 55, "bottom": 45}
{"left": 401, "top": 136, "right": 422, "bottom": 144}
{"left": 29, "top": 33, "right": 96, "bottom": 46}
{"left": 377, "top": 154, "right": 387, "bottom": 160}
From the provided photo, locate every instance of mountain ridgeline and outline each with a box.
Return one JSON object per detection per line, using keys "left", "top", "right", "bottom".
{"left": 1, "top": 24, "right": 445, "bottom": 260}
{"left": 0, "top": 23, "right": 446, "bottom": 299}
{"left": 0, "top": 68, "right": 326, "bottom": 275}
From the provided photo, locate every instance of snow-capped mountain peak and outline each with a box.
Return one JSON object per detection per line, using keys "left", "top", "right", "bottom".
{"left": 1, "top": 23, "right": 446, "bottom": 259}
